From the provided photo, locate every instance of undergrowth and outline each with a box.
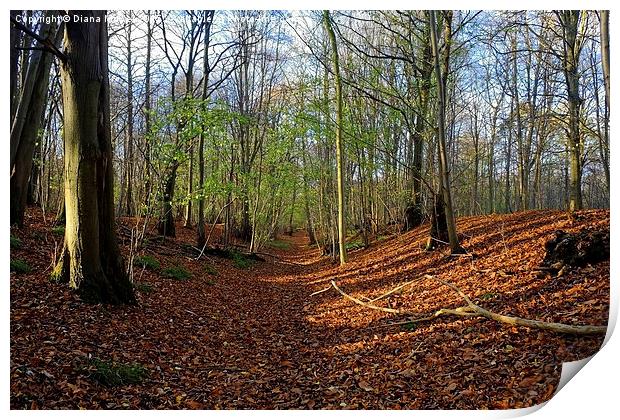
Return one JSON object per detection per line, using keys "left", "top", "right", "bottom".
{"left": 51, "top": 226, "right": 65, "bottom": 236}
{"left": 162, "top": 265, "right": 191, "bottom": 280}
{"left": 10, "top": 259, "right": 31, "bottom": 274}
{"left": 231, "top": 250, "right": 254, "bottom": 269}
{"left": 88, "top": 358, "right": 147, "bottom": 387}
{"left": 135, "top": 282, "right": 155, "bottom": 293}
{"left": 204, "top": 264, "right": 218, "bottom": 275}
{"left": 133, "top": 255, "right": 160, "bottom": 270}
{"left": 10, "top": 235, "right": 22, "bottom": 249}
{"left": 269, "top": 239, "right": 290, "bottom": 250}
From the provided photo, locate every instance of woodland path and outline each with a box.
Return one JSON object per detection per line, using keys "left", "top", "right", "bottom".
{"left": 11, "top": 209, "right": 609, "bottom": 409}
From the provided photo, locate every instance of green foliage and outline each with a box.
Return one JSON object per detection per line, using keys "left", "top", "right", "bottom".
{"left": 269, "top": 239, "right": 290, "bottom": 250}
{"left": 161, "top": 265, "right": 191, "bottom": 280}
{"left": 88, "top": 358, "right": 147, "bottom": 387}
{"left": 51, "top": 226, "right": 65, "bottom": 236}
{"left": 204, "top": 264, "right": 218, "bottom": 276}
{"left": 135, "top": 282, "right": 155, "bottom": 293}
{"left": 345, "top": 240, "right": 365, "bottom": 251}
{"left": 10, "top": 235, "right": 22, "bottom": 249}
{"left": 133, "top": 255, "right": 160, "bottom": 271}
{"left": 400, "top": 322, "right": 417, "bottom": 331}
{"left": 10, "top": 259, "right": 31, "bottom": 274}
{"left": 231, "top": 250, "right": 254, "bottom": 269}
{"left": 480, "top": 292, "right": 499, "bottom": 301}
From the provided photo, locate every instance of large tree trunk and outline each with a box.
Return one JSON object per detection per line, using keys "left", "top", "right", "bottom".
{"left": 324, "top": 10, "right": 348, "bottom": 265}
{"left": 10, "top": 19, "right": 58, "bottom": 227}
{"left": 558, "top": 11, "right": 584, "bottom": 211}
{"left": 52, "top": 11, "right": 135, "bottom": 305}
{"left": 429, "top": 10, "right": 464, "bottom": 254}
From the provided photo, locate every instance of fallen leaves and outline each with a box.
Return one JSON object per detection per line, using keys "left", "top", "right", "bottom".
{"left": 9, "top": 208, "right": 609, "bottom": 409}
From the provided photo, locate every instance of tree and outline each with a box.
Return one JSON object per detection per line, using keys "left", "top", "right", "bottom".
{"left": 556, "top": 11, "right": 586, "bottom": 211}
{"left": 52, "top": 10, "right": 135, "bottom": 304}
{"left": 196, "top": 11, "right": 215, "bottom": 247}
{"left": 428, "top": 10, "right": 464, "bottom": 254}
{"left": 599, "top": 10, "right": 610, "bottom": 192}
{"left": 10, "top": 16, "right": 59, "bottom": 227}
{"left": 324, "top": 10, "right": 348, "bottom": 265}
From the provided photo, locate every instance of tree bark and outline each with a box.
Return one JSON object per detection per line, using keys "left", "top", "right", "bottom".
{"left": 124, "top": 12, "right": 134, "bottom": 216}
{"left": 197, "top": 11, "right": 214, "bottom": 247}
{"left": 429, "top": 10, "right": 464, "bottom": 254}
{"left": 599, "top": 10, "right": 610, "bottom": 193}
{"left": 558, "top": 11, "right": 584, "bottom": 211}
{"left": 10, "top": 10, "right": 21, "bottom": 122}
{"left": 10, "top": 19, "right": 58, "bottom": 227}
{"left": 143, "top": 11, "right": 153, "bottom": 207}
{"left": 10, "top": 18, "right": 52, "bottom": 171}
{"left": 159, "top": 166, "right": 178, "bottom": 237}
{"left": 52, "top": 11, "right": 134, "bottom": 304}
{"left": 324, "top": 10, "right": 348, "bottom": 265}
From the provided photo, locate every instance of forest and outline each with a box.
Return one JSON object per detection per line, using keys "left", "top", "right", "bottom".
{"left": 10, "top": 10, "right": 610, "bottom": 410}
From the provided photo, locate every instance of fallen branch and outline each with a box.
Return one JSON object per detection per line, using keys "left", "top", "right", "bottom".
{"left": 330, "top": 276, "right": 607, "bottom": 335}
{"left": 386, "top": 306, "right": 477, "bottom": 326}
{"left": 310, "top": 285, "right": 333, "bottom": 297}
{"left": 429, "top": 276, "right": 607, "bottom": 335}
{"left": 331, "top": 280, "right": 403, "bottom": 314}
{"left": 367, "top": 278, "right": 417, "bottom": 303}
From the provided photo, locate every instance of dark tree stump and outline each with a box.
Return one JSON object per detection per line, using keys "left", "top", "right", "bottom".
{"left": 542, "top": 228, "right": 610, "bottom": 269}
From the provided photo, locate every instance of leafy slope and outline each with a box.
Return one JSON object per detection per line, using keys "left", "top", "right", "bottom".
{"left": 10, "top": 208, "right": 609, "bottom": 409}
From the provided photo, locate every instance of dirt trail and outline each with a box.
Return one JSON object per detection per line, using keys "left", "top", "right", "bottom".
{"left": 10, "top": 209, "right": 609, "bottom": 409}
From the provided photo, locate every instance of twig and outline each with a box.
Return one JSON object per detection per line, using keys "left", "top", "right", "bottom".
{"left": 331, "top": 280, "right": 403, "bottom": 314}
{"left": 368, "top": 278, "right": 417, "bottom": 303}
{"left": 310, "top": 285, "right": 332, "bottom": 297}
{"left": 10, "top": 17, "right": 66, "bottom": 62}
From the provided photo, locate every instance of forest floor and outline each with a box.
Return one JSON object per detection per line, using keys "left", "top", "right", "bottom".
{"left": 10, "top": 208, "right": 609, "bottom": 409}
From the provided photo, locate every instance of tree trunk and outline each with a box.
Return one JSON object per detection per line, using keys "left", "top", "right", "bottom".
{"left": 511, "top": 36, "right": 528, "bottom": 211}
{"left": 10, "top": 10, "right": 21, "bottom": 122}
{"left": 599, "top": 10, "right": 610, "bottom": 193}
{"left": 559, "top": 11, "right": 584, "bottom": 211}
{"left": 196, "top": 11, "right": 215, "bottom": 247}
{"left": 10, "top": 19, "right": 58, "bottom": 227}
{"left": 124, "top": 14, "right": 134, "bottom": 216}
{"left": 429, "top": 10, "right": 464, "bottom": 254}
{"left": 52, "top": 11, "right": 134, "bottom": 304}
{"left": 143, "top": 11, "right": 153, "bottom": 207}
{"left": 10, "top": 18, "right": 53, "bottom": 171}
{"left": 324, "top": 10, "right": 348, "bottom": 265}
{"left": 159, "top": 166, "right": 178, "bottom": 237}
